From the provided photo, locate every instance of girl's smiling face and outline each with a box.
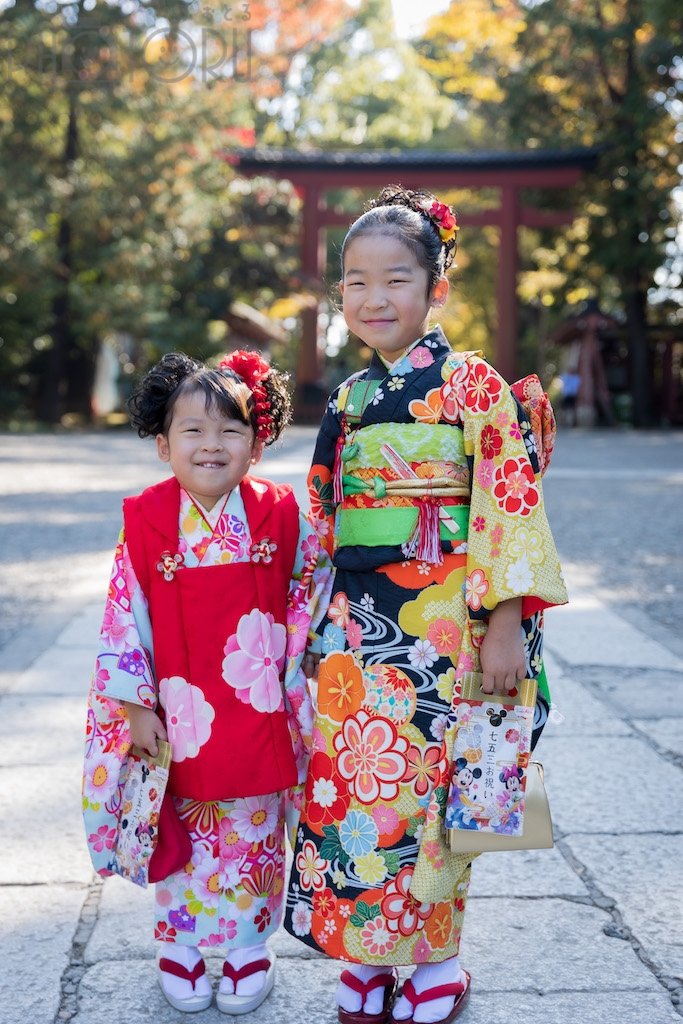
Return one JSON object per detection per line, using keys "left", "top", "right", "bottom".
{"left": 156, "top": 388, "right": 263, "bottom": 510}
{"left": 340, "top": 233, "right": 448, "bottom": 363}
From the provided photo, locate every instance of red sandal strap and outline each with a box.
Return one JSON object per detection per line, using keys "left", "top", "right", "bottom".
{"left": 402, "top": 977, "right": 467, "bottom": 1009}
{"left": 340, "top": 970, "right": 397, "bottom": 1000}
{"left": 222, "top": 957, "right": 271, "bottom": 984}
{"left": 159, "top": 957, "right": 206, "bottom": 991}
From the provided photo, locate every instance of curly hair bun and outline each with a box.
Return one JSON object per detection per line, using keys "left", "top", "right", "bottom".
{"left": 127, "top": 352, "right": 202, "bottom": 438}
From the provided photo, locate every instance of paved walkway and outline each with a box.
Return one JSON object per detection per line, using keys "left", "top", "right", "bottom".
{"left": 0, "top": 430, "right": 681, "bottom": 1023}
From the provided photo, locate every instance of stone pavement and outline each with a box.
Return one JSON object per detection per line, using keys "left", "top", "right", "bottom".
{"left": 0, "top": 430, "right": 682, "bottom": 1024}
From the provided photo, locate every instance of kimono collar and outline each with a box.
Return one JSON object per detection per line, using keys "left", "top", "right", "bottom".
{"left": 134, "top": 474, "right": 279, "bottom": 546}
{"left": 365, "top": 326, "right": 451, "bottom": 381}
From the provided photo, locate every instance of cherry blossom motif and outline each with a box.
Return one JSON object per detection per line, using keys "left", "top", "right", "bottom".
{"left": 465, "top": 569, "right": 489, "bottom": 612}
{"left": 465, "top": 361, "right": 503, "bottom": 414}
{"left": 328, "top": 592, "right": 351, "bottom": 628}
{"left": 492, "top": 457, "right": 540, "bottom": 517}
{"left": 88, "top": 824, "right": 117, "bottom": 852}
{"left": 286, "top": 606, "right": 310, "bottom": 657}
{"left": 333, "top": 709, "right": 409, "bottom": 805}
{"left": 380, "top": 866, "right": 434, "bottom": 937}
{"left": 426, "top": 617, "right": 462, "bottom": 656}
{"left": 93, "top": 663, "right": 111, "bottom": 692}
{"left": 361, "top": 916, "right": 398, "bottom": 956}
{"left": 291, "top": 901, "right": 312, "bottom": 936}
{"left": 456, "top": 651, "right": 475, "bottom": 678}
{"left": 408, "top": 347, "right": 434, "bottom": 369}
{"left": 83, "top": 736, "right": 123, "bottom": 803}
{"left": 474, "top": 458, "right": 494, "bottom": 490}
{"left": 158, "top": 676, "right": 215, "bottom": 762}
{"left": 471, "top": 515, "right": 486, "bottom": 533}
{"left": 345, "top": 618, "right": 363, "bottom": 649}
{"left": 296, "top": 839, "right": 328, "bottom": 891}
{"left": 100, "top": 603, "right": 137, "bottom": 654}
{"left": 222, "top": 609, "right": 287, "bottom": 713}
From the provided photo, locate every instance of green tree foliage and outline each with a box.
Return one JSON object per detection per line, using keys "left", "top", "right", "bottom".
{"left": 506, "top": 0, "right": 682, "bottom": 423}
{"left": 0, "top": 0, "right": 311, "bottom": 423}
{"left": 418, "top": 0, "right": 682, "bottom": 423}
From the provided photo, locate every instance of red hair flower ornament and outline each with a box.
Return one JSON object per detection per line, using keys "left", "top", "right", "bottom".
{"left": 416, "top": 198, "right": 459, "bottom": 243}
{"left": 219, "top": 349, "right": 274, "bottom": 441}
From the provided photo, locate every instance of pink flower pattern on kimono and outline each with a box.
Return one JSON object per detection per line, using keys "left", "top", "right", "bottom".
{"left": 159, "top": 676, "right": 215, "bottom": 761}
{"left": 285, "top": 606, "right": 310, "bottom": 658}
{"left": 100, "top": 603, "right": 137, "bottom": 654}
{"left": 222, "top": 609, "right": 287, "bottom": 713}
{"left": 231, "top": 793, "right": 279, "bottom": 842}
{"left": 218, "top": 815, "right": 251, "bottom": 867}
{"left": 88, "top": 824, "right": 117, "bottom": 852}
{"left": 83, "top": 736, "right": 123, "bottom": 803}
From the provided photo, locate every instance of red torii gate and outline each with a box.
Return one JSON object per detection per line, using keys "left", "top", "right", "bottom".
{"left": 233, "top": 148, "right": 598, "bottom": 406}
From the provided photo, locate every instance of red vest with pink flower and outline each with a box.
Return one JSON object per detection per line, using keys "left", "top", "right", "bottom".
{"left": 123, "top": 475, "right": 299, "bottom": 801}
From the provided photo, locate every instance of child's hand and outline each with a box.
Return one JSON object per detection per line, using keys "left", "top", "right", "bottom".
{"left": 302, "top": 652, "right": 321, "bottom": 681}
{"left": 123, "top": 702, "right": 167, "bottom": 756}
{"left": 479, "top": 597, "right": 526, "bottom": 695}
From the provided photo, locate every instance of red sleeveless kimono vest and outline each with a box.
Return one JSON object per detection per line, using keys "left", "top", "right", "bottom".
{"left": 123, "top": 475, "right": 300, "bottom": 802}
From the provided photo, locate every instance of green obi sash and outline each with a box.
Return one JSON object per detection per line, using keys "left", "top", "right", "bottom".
{"left": 336, "top": 422, "right": 470, "bottom": 550}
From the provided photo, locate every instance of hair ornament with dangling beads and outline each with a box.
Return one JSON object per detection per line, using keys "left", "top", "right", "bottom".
{"left": 218, "top": 349, "right": 274, "bottom": 442}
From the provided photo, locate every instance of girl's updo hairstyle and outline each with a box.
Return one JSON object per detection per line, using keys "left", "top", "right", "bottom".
{"left": 341, "top": 184, "right": 458, "bottom": 292}
{"left": 127, "top": 350, "right": 291, "bottom": 446}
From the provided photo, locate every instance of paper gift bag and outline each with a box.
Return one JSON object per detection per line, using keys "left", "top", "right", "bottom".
{"left": 445, "top": 673, "right": 537, "bottom": 838}
{"left": 108, "top": 740, "right": 172, "bottom": 888}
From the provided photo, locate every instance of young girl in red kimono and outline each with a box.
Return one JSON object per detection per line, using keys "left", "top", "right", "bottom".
{"left": 83, "top": 351, "right": 329, "bottom": 1014}
{"left": 284, "top": 187, "right": 567, "bottom": 1023}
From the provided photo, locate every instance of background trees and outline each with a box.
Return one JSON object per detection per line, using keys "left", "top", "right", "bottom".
{"left": 1, "top": 0, "right": 680, "bottom": 425}
{"left": 418, "top": 0, "right": 683, "bottom": 423}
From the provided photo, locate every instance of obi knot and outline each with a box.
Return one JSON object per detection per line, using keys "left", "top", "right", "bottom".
{"left": 372, "top": 476, "right": 387, "bottom": 499}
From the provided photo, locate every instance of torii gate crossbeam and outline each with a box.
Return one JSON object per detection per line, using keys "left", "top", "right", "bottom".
{"left": 232, "top": 148, "right": 598, "bottom": 416}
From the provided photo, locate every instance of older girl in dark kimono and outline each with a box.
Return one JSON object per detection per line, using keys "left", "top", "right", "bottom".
{"left": 284, "top": 186, "right": 567, "bottom": 1024}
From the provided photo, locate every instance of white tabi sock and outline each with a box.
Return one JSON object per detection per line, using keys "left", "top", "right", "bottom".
{"left": 157, "top": 943, "right": 211, "bottom": 1002}
{"left": 336, "top": 963, "right": 392, "bottom": 1016}
{"left": 392, "top": 956, "right": 465, "bottom": 1023}
{"left": 219, "top": 942, "right": 272, "bottom": 997}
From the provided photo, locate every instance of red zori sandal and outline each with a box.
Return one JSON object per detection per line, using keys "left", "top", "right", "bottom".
{"left": 389, "top": 970, "right": 471, "bottom": 1024}
{"left": 157, "top": 955, "right": 212, "bottom": 1013}
{"left": 216, "top": 953, "right": 276, "bottom": 1015}
{"left": 338, "top": 968, "right": 399, "bottom": 1024}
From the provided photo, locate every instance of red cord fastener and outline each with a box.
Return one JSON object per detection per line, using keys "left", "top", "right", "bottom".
{"left": 156, "top": 551, "right": 184, "bottom": 581}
